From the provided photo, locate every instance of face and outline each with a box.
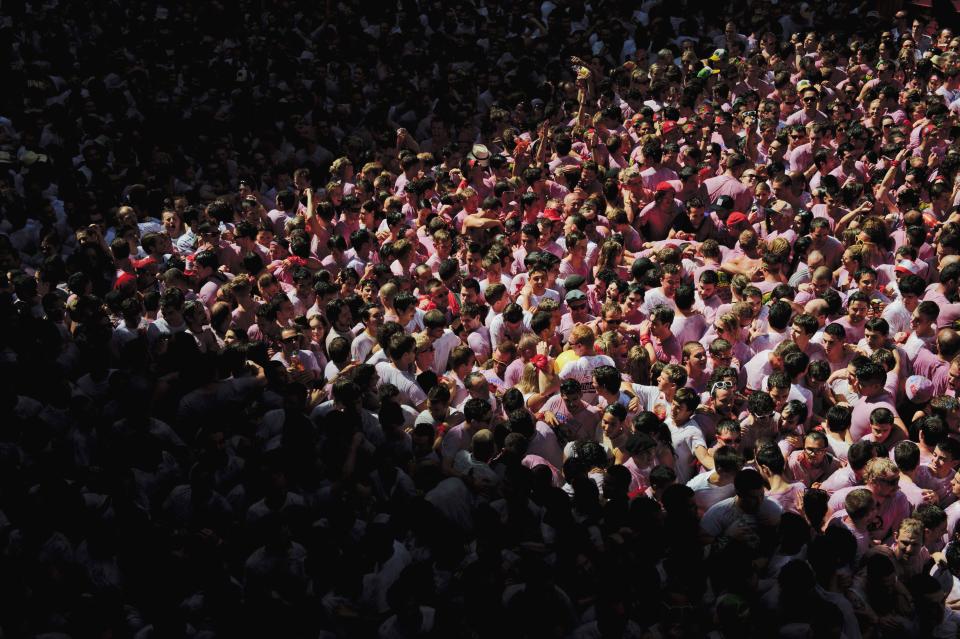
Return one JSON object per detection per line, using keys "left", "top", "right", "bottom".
{"left": 687, "top": 206, "right": 705, "bottom": 227}
{"left": 869, "top": 473, "right": 900, "bottom": 504}
{"left": 431, "top": 286, "right": 449, "bottom": 310}
{"left": 911, "top": 309, "right": 933, "bottom": 334}
{"left": 662, "top": 273, "right": 681, "bottom": 296}
{"left": 738, "top": 487, "right": 765, "bottom": 514}
{"left": 870, "top": 421, "right": 893, "bottom": 443}
{"left": 530, "top": 272, "right": 547, "bottom": 291}
{"left": 717, "top": 430, "right": 742, "bottom": 450}
{"left": 848, "top": 301, "right": 868, "bottom": 325}
{"left": 930, "top": 446, "right": 960, "bottom": 478}
{"left": 686, "top": 347, "right": 707, "bottom": 370}
{"left": 769, "top": 386, "right": 790, "bottom": 412}
{"left": 565, "top": 296, "right": 587, "bottom": 320}
{"left": 602, "top": 413, "right": 624, "bottom": 439}
{"left": 671, "top": 400, "right": 693, "bottom": 425}
{"left": 697, "top": 280, "right": 716, "bottom": 299}
{"left": 603, "top": 312, "right": 623, "bottom": 332}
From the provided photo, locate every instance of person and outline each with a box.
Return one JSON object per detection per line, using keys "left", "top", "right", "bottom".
{"left": 11, "top": 5, "right": 960, "bottom": 637}
{"left": 786, "top": 431, "right": 842, "bottom": 488}
{"left": 756, "top": 444, "right": 806, "bottom": 514}
{"left": 558, "top": 325, "right": 615, "bottom": 404}
{"left": 667, "top": 387, "right": 714, "bottom": 484}
{"left": 700, "top": 468, "right": 783, "bottom": 546}
{"left": 686, "top": 445, "right": 742, "bottom": 516}
{"left": 828, "top": 457, "right": 913, "bottom": 544}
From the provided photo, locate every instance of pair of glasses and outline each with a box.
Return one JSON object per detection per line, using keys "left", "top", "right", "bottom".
{"left": 569, "top": 303, "right": 587, "bottom": 310}
{"left": 605, "top": 319, "right": 622, "bottom": 325}
{"left": 804, "top": 447, "right": 827, "bottom": 455}
{"left": 711, "top": 381, "right": 734, "bottom": 392}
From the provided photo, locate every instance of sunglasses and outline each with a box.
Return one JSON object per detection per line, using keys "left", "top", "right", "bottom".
{"left": 605, "top": 318, "right": 622, "bottom": 325}
{"left": 711, "top": 381, "right": 734, "bottom": 392}
{"left": 569, "top": 303, "right": 587, "bottom": 310}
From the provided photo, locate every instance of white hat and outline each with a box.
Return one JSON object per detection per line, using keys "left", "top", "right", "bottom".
{"left": 470, "top": 144, "right": 491, "bottom": 167}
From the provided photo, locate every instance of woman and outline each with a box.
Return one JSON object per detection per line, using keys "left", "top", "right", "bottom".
{"left": 835, "top": 244, "right": 866, "bottom": 292}
{"left": 600, "top": 403, "right": 631, "bottom": 464}
{"left": 593, "top": 240, "right": 630, "bottom": 280}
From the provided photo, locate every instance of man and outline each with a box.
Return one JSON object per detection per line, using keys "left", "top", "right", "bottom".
{"left": 559, "top": 289, "right": 595, "bottom": 343}
{"left": 540, "top": 379, "right": 603, "bottom": 444}
{"left": 833, "top": 291, "right": 870, "bottom": 344}
{"left": 375, "top": 334, "right": 428, "bottom": 410}
{"left": 700, "top": 469, "right": 783, "bottom": 545}
{"left": 423, "top": 309, "right": 462, "bottom": 374}
{"left": 440, "top": 398, "right": 493, "bottom": 476}
{"left": 687, "top": 446, "right": 742, "bottom": 516}
{"left": 912, "top": 329, "right": 960, "bottom": 398}
{"left": 702, "top": 152, "right": 754, "bottom": 213}
{"left": 640, "top": 264, "right": 682, "bottom": 315}
{"left": 923, "top": 262, "right": 960, "bottom": 329}
{"left": 558, "top": 325, "right": 616, "bottom": 404}
{"left": 325, "top": 298, "right": 356, "bottom": 352}
{"left": 640, "top": 305, "right": 682, "bottom": 364}
{"left": 786, "top": 431, "right": 842, "bottom": 488}
{"left": 272, "top": 327, "right": 323, "bottom": 382}
{"left": 785, "top": 86, "right": 828, "bottom": 126}
{"left": 351, "top": 303, "right": 384, "bottom": 363}
{"left": 883, "top": 273, "right": 925, "bottom": 337}
{"left": 743, "top": 340, "right": 799, "bottom": 393}
{"left": 828, "top": 458, "right": 913, "bottom": 544}
{"left": 668, "top": 387, "right": 714, "bottom": 484}
{"left": 849, "top": 362, "right": 903, "bottom": 441}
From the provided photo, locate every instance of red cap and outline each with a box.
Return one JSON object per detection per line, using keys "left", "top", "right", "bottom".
{"left": 662, "top": 120, "right": 677, "bottom": 134}
{"left": 131, "top": 256, "right": 157, "bottom": 270}
{"left": 114, "top": 271, "right": 137, "bottom": 289}
{"left": 895, "top": 259, "right": 921, "bottom": 274}
{"left": 542, "top": 207, "right": 562, "bottom": 222}
{"left": 726, "top": 211, "right": 748, "bottom": 226}
{"left": 655, "top": 181, "right": 675, "bottom": 192}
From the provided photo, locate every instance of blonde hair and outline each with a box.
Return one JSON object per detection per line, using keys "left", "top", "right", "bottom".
{"left": 517, "top": 363, "right": 541, "bottom": 394}
{"left": 596, "top": 330, "right": 622, "bottom": 355}
{"left": 898, "top": 517, "right": 924, "bottom": 539}
{"left": 570, "top": 325, "right": 596, "bottom": 347}
{"left": 863, "top": 457, "right": 899, "bottom": 483}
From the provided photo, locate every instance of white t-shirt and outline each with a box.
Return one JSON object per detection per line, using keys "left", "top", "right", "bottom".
{"left": 558, "top": 354, "right": 616, "bottom": 404}
{"left": 686, "top": 470, "right": 736, "bottom": 514}
{"left": 375, "top": 361, "right": 427, "bottom": 408}
{"left": 700, "top": 494, "right": 784, "bottom": 539}
{"left": 668, "top": 418, "right": 707, "bottom": 484}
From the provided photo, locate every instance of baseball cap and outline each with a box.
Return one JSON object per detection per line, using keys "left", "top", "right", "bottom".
{"left": 564, "top": 274, "right": 586, "bottom": 291}
{"left": 662, "top": 120, "right": 677, "bottom": 134}
{"left": 655, "top": 181, "right": 676, "bottom": 192}
{"left": 905, "top": 375, "right": 933, "bottom": 403}
{"left": 131, "top": 256, "right": 158, "bottom": 270}
{"left": 726, "top": 212, "right": 749, "bottom": 226}
{"left": 894, "top": 260, "right": 921, "bottom": 275}
{"left": 565, "top": 289, "right": 588, "bottom": 302}
{"left": 710, "top": 195, "right": 736, "bottom": 213}
{"left": 542, "top": 208, "right": 562, "bottom": 222}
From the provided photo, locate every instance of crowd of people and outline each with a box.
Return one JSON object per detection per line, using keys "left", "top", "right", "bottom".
{"left": 7, "top": 0, "right": 960, "bottom": 637}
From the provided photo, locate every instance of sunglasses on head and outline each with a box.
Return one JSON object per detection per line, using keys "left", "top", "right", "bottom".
{"left": 711, "top": 381, "right": 734, "bottom": 392}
